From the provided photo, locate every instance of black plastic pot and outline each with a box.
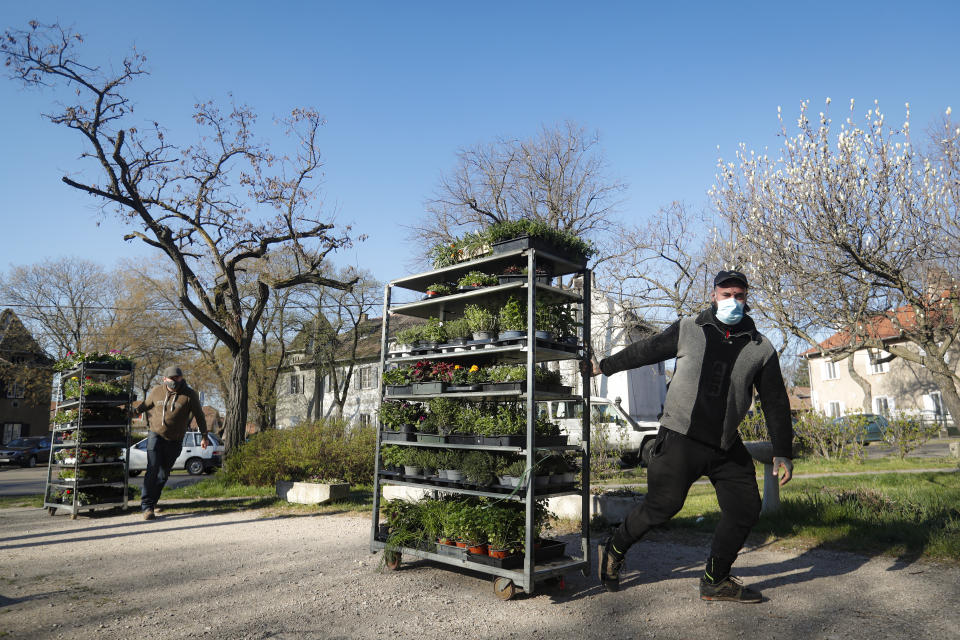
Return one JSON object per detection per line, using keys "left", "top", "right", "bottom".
{"left": 412, "top": 382, "right": 446, "bottom": 394}
{"left": 384, "top": 385, "right": 412, "bottom": 396}
{"left": 490, "top": 235, "right": 588, "bottom": 267}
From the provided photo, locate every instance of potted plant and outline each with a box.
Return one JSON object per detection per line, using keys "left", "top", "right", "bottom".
{"left": 461, "top": 450, "right": 498, "bottom": 487}
{"left": 437, "top": 449, "right": 464, "bottom": 482}
{"left": 393, "top": 326, "right": 424, "bottom": 353}
{"left": 448, "top": 364, "right": 481, "bottom": 391}
{"left": 554, "top": 304, "right": 580, "bottom": 345}
{"left": 427, "top": 397, "right": 459, "bottom": 435}
{"left": 399, "top": 448, "right": 422, "bottom": 477}
{"left": 382, "top": 365, "right": 413, "bottom": 395}
{"left": 485, "top": 219, "right": 596, "bottom": 267}
{"left": 425, "top": 282, "right": 453, "bottom": 298}
{"left": 442, "top": 318, "right": 472, "bottom": 347}
{"left": 497, "top": 296, "right": 527, "bottom": 339}
{"left": 485, "top": 505, "right": 524, "bottom": 559}
{"left": 535, "top": 301, "right": 559, "bottom": 341}
{"left": 463, "top": 304, "right": 497, "bottom": 341}
{"left": 457, "top": 270, "right": 498, "bottom": 291}
{"left": 501, "top": 458, "right": 528, "bottom": 488}
{"left": 418, "top": 317, "right": 447, "bottom": 351}
{"left": 380, "top": 445, "right": 406, "bottom": 472}
{"left": 410, "top": 360, "right": 448, "bottom": 395}
{"left": 411, "top": 448, "right": 439, "bottom": 476}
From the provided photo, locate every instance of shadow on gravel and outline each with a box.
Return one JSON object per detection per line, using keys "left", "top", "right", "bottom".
{"left": 0, "top": 590, "right": 74, "bottom": 610}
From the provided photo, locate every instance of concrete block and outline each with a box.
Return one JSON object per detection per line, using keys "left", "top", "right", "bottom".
{"left": 547, "top": 493, "right": 645, "bottom": 524}
{"left": 949, "top": 442, "right": 960, "bottom": 458}
{"left": 276, "top": 481, "right": 350, "bottom": 504}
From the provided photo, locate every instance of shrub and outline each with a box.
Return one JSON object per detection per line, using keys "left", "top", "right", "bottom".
{"left": 222, "top": 418, "right": 376, "bottom": 486}
{"left": 498, "top": 296, "right": 527, "bottom": 331}
{"left": 793, "top": 411, "right": 866, "bottom": 461}
{"left": 443, "top": 318, "right": 472, "bottom": 339}
{"left": 884, "top": 414, "right": 940, "bottom": 458}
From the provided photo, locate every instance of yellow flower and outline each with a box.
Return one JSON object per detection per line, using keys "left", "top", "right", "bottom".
{"left": 469, "top": 365, "right": 479, "bottom": 372}
{"left": 454, "top": 365, "right": 461, "bottom": 370}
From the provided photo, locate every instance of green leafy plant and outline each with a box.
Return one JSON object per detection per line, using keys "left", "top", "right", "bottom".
{"left": 436, "top": 449, "right": 464, "bottom": 471}
{"left": 443, "top": 318, "right": 472, "bottom": 340}
{"left": 462, "top": 451, "right": 498, "bottom": 486}
{"left": 463, "top": 304, "right": 497, "bottom": 333}
{"left": 52, "top": 409, "right": 79, "bottom": 425}
{"left": 382, "top": 365, "right": 412, "bottom": 386}
{"left": 535, "top": 301, "right": 560, "bottom": 333}
{"left": 428, "top": 397, "right": 459, "bottom": 433}
{"left": 498, "top": 296, "right": 527, "bottom": 332}
{"left": 485, "top": 504, "right": 525, "bottom": 552}
{"left": 394, "top": 326, "right": 424, "bottom": 347}
{"left": 62, "top": 376, "right": 127, "bottom": 399}
{"left": 422, "top": 317, "right": 447, "bottom": 344}
{"left": 484, "top": 219, "right": 596, "bottom": 261}
{"left": 411, "top": 448, "right": 439, "bottom": 472}
{"left": 426, "top": 282, "right": 454, "bottom": 295}
{"left": 378, "top": 400, "right": 421, "bottom": 430}
{"left": 554, "top": 304, "right": 580, "bottom": 339}
{"left": 457, "top": 271, "right": 498, "bottom": 288}
{"left": 380, "top": 445, "right": 406, "bottom": 468}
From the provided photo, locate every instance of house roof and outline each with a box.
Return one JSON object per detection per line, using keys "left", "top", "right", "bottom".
{"left": 802, "top": 302, "right": 955, "bottom": 358}
{"left": 0, "top": 309, "right": 52, "bottom": 365}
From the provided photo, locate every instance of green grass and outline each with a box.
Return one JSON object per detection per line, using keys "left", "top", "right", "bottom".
{"left": 668, "top": 471, "right": 960, "bottom": 562}
{"left": 594, "top": 454, "right": 960, "bottom": 485}
{"left": 160, "top": 475, "right": 277, "bottom": 500}
{"left": 0, "top": 494, "right": 43, "bottom": 508}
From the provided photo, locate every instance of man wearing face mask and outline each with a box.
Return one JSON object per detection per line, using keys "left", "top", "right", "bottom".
{"left": 131, "top": 365, "right": 208, "bottom": 520}
{"left": 583, "top": 270, "right": 793, "bottom": 602}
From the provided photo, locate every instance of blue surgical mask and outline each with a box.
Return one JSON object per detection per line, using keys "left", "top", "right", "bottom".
{"left": 716, "top": 298, "right": 744, "bottom": 325}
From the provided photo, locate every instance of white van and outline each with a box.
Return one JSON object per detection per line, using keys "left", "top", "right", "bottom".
{"left": 539, "top": 398, "right": 660, "bottom": 466}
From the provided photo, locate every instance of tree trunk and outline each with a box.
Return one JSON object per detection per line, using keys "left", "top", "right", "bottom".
{"left": 929, "top": 368, "right": 960, "bottom": 431}
{"left": 222, "top": 349, "right": 251, "bottom": 453}
{"left": 847, "top": 356, "right": 872, "bottom": 413}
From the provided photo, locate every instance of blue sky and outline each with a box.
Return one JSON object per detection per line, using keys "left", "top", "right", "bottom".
{"left": 1, "top": 1, "right": 957, "bottom": 286}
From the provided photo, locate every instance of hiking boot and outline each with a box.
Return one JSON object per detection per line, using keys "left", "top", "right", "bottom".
{"left": 598, "top": 536, "right": 625, "bottom": 592}
{"left": 142, "top": 509, "right": 155, "bottom": 521}
{"left": 699, "top": 575, "right": 762, "bottom": 603}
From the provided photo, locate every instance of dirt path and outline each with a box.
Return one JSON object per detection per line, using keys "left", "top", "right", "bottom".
{"left": 1, "top": 505, "right": 958, "bottom": 640}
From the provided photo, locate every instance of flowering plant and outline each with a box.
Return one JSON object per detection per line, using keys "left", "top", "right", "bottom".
{"left": 63, "top": 376, "right": 127, "bottom": 399}
{"left": 53, "top": 350, "right": 133, "bottom": 372}
{"left": 410, "top": 360, "right": 456, "bottom": 383}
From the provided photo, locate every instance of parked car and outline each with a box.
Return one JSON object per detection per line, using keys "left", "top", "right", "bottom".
{"left": 125, "top": 431, "right": 224, "bottom": 476}
{"left": 833, "top": 413, "right": 890, "bottom": 444}
{"left": 0, "top": 436, "right": 52, "bottom": 467}
{"left": 538, "top": 398, "right": 660, "bottom": 466}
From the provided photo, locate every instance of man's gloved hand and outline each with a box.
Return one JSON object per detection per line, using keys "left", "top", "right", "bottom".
{"left": 772, "top": 457, "right": 793, "bottom": 486}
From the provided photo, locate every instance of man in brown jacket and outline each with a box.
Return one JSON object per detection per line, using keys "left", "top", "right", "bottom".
{"left": 132, "top": 365, "right": 208, "bottom": 520}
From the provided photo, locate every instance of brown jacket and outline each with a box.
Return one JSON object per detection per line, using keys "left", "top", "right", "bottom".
{"left": 136, "top": 381, "right": 207, "bottom": 442}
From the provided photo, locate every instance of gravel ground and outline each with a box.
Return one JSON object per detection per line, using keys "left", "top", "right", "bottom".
{"left": 1, "top": 505, "right": 958, "bottom": 640}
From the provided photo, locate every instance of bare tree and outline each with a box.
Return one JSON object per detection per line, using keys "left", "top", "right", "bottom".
{"left": 0, "top": 258, "right": 119, "bottom": 357}
{"left": 598, "top": 202, "right": 721, "bottom": 329}
{"left": 3, "top": 23, "right": 356, "bottom": 451}
{"left": 713, "top": 99, "right": 960, "bottom": 419}
{"left": 306, "top": 267, "right": 381, "bottom": 418}
{"left": 411, "top": 121, "right": 626, "bottom": 267}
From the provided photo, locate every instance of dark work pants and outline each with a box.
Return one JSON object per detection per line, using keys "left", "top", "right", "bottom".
{"left": 141, "top": 431, "right": 182, "bottom": 511}
{"left": 617, "top": 428, "right": 761, "bottom": 566}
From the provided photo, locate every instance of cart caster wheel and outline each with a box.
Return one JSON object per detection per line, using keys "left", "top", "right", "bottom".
{"left": 493, "top": 577, "right": 517, "bottom": 601}
{"left": 384, "top": 551, "right": 401, "bottom": 571}
{"left": 47, "top": 507, "right": 57, "bottom": 516}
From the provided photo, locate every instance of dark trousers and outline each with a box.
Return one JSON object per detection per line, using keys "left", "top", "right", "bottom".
{"left": 141, "top": 431, "right": 182, "bottom": 511}
{"left": 618, "top": 428, "right": 761, "bottom": 566}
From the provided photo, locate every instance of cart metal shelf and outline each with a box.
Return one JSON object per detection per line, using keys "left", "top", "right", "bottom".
{"left": 370, "top": 246, "right": 592, "bottom": 599}
{"left": 45, "top": 361, "right": 134, "bottom": 519}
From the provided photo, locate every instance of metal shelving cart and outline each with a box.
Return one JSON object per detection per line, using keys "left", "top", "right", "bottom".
{"left": 45, "top": 362, "right": 134, "bottom": 518}
{"left": 369, "top": 246, "right": 591, "bottom": 599}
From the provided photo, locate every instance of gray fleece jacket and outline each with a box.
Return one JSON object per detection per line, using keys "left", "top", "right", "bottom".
{"left": 600, "top": 307, "right": 793, "bottom": 458}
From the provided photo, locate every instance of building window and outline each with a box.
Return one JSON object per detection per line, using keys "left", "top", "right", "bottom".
{"left": 826, "top": 401, "right": 841, "bottom": 418}
{"left": 288, "top": 374, "right": 303, "bottom": 395}
{"left": 5, "top": 382, "right": 25, "bottom": 399}
{"left": 360, "top": 366, "right": 377, "bottom": 390}
{"left": 358, "top": 413, "right": 371, "bottom": 427}
{"left": 874, "top": 396, "right": 893, "bottom": 417}
{"left": 930, "top": 391, "right": 945, "bottom": 417}
{"left": 2, "top": 423, "right": 22, "bottom": 445}
{"left": 869, "top": 350, "right": 890, "bottom": 375}
{"left": 822, "top": 360, "right": 838, "bottom": 381}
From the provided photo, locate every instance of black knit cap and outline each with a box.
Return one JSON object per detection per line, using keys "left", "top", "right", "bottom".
{"left": 162, "top": 365, "right": 183, "bottom": 378}
{"left": 713, "top": 270, "right": 748, "bottom": 288}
